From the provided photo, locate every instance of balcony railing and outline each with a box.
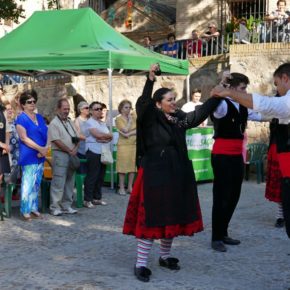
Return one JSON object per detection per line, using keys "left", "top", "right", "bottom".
{"left": 154, "top": 21, "right": 290, "bottom": 59}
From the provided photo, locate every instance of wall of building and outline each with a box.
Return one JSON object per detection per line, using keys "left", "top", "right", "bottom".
{"left": 176, "top": 0, "right": 219, "bottom": 40}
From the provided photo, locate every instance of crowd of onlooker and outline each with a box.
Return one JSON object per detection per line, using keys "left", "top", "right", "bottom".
{"left": 142, "top": 0, "right": 290, "bottom": 59}
{"left": 0, "top": 87, "right": 137, "bottom": 221}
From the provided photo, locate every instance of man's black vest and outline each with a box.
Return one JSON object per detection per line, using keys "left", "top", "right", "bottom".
{"left": 211, "top": 98, "right": 248, "bottom": 140}
{"left": 276, "top": 124, "right": 290, "bottom": 153}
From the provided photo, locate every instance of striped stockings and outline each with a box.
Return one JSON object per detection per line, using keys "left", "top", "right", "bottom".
{"left": 160, "top": 238, "right": 173, "bottom": 259}
{"left": 276, "top": 202, "right": 284, "bottom": 219}
{"left": 136, "top": 239, "right": 153, "bottom": 268}
{"left": 136, "top": 238, "right": 173, "bottom": 268}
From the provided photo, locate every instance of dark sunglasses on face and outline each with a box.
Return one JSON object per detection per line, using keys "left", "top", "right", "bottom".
{"left": 26, "top": 100, "right": 36, "bottom": 104}
{"left": 82, "top": 107, "right": 89, "bottom": 110}
{"left": 93, "top": 107, "right": 103, "bottom": 111}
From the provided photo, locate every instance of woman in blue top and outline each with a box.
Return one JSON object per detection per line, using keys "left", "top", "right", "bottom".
{"left": 161, "top": 33, "right": 179, "bottom": 58}
{"left": 16, "top": 90, "right": 48, "bottom": 221}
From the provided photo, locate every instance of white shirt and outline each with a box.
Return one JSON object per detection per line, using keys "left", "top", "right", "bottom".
{"left": 214, "top": 98, "right": 262, "bottom": 121}
{"left": 85, "top": 117, "right": 110, "bottom": 154}
{"left": 253, "top": 90, "right": 290, "bottom": 124}
{"left": 181, "top": 101, "right": 208, "bottom": 126}
{"left": 181, "top": 101, "right": 203, "bottom": 113}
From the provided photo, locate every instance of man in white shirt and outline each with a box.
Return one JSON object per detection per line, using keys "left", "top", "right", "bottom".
{"left": 210, "top": 62, "right": 290, "bottom": 238}
{"left": 182, "top": 89, "right": 207, "bottom": 126}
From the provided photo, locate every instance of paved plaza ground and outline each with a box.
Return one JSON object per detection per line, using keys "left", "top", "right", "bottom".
{"left": 0, "top": 179, "right": 289, "bottom": 290}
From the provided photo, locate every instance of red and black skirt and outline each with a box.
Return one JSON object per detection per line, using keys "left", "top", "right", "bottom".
{"left": 123, "top": 167, "right": 203, "bottom": 239}
{"left": 265, "top": 143, "right": 282, "bottom": 202}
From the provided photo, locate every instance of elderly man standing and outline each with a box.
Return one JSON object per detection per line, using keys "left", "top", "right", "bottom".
{"left": 49, "top": 98, "right": 79, "bottom": 216}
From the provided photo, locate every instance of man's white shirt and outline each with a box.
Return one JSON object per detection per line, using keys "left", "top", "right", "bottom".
{"left": 214, "top": 97, "right": 262, "bottom": 121}
{"left": 253, "top": 90, "right": 290, "bottom": 124}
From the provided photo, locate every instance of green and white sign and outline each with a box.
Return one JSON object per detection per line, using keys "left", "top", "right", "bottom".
{"left": 186, "top": 127, "right": 214, "bottom": 181}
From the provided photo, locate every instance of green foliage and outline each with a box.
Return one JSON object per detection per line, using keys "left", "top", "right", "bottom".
{"left": 226, "top": 15, "right": 263, "bottom": 33}
{"left": 47, "top": 0, "right": 61, "bottom": 9}
{"left": 0, "top": 0, "right": 25, "bottom": 23}
{"left": 246, "top": 15, "right": 263, "bottom": 31}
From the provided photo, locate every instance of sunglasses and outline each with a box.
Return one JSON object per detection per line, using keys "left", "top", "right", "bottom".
{"left": 82, "top": 107, "right": 89, "bottom": 110}
{"left": 26, "top": 100, "right": 36, "bottom": 104}
{"left": 93, "top": 107, "right": 103, "bottom": 111}
{"left": 123, "top": 106, "right": 132, "bottom": 109}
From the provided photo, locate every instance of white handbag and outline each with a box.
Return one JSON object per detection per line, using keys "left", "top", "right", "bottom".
{"left": 100, "top": 146, "right": 113, "bottom": 165}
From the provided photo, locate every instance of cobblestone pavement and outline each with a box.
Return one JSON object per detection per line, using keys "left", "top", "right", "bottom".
{"left": 0, "top": 180, "right": 289, "bottom": 290}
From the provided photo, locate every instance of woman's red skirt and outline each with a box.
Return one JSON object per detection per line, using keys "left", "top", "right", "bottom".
{"left": 123, "top": 167, "right": 203, "bottom": 239}
{"left": 265, "top": 143, "right": 282, "bottom": 202}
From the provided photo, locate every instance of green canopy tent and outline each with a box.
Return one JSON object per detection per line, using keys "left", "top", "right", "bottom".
{"left": 0, "top": 8, "right": 188, "bottom": 73}
{"left": 0, "top": 8, "right": 189, "bottom": 186}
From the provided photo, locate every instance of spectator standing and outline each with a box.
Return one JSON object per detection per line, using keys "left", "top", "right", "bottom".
{"left": 265, "top": 0, "right": 290, "bottom": 42}
{"left": 15, "top": 90, "right": 48, "bottom": 221}
{"left": 83, "top": 102, "right": 112, "bottom": 208}
{"left": 115, "top": 100, "right": 137, "bottom": 195}
{"left": 48, "top": 99, "right": 79, "bottom": 216}
{"left": 74, "top": 101, "right": 89, "bottom": 174}
{"left": 186, "top": 30, "right": 203, "bottom": 58}
{"left": 201, "top": 22, "right": 221, "bottom": 55}
{"left": 4, "top": 101, "right": 20, "bottom": 184}
{"left": 143, "top": 36, "right": 155, "bottom": 51}
{"left": 161, "top": 33, "right": 179, "bottom": 58}
{"left": 182, "top": 89, "right": 207, "bottom": 127}
{"left": 234, "top": 19, "right": 251, "bottom": 44}
{"left": 0, "top": 86, "right": 11, "bottom": 186}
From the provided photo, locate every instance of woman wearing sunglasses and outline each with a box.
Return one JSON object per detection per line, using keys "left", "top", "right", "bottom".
{"left": 15, "top": 90, "right": 48, "bottom": 221}
{"left": 83, "top": 101, "right": 112, "bottom": 208}
{"left": 74, "top": 100, "right": 90, "bottom": 175}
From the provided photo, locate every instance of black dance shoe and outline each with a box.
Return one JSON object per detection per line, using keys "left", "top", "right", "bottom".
{"left": 275, "top": 218, "right": 285, "bottom": 228}
{"left": 223, "top": 236, "right": 241, "bottom": 245}
{"left": 159, "top": 257, "right": 180, "bottom": 270}
{"left": 134, "top": 266, "right": 152, "bottom": 282}
{"left": 211, "top": 241, "right": 227, "bottom": 252}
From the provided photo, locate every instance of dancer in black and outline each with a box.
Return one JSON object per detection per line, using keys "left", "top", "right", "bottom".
{"left": 123, "top": 64, "right": 221, "bottom": 282}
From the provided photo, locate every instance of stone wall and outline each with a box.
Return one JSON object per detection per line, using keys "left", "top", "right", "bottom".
{"left": 4, "top": 74, "right": 187, "bottom": 121}
{"left": 176, "top": 0, "right": 219, "bottom": 40}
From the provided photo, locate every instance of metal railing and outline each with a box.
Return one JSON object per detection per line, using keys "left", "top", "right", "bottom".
{"left": 1, "top": 75, "right": 26, "bottom": 85}
{"left": 154, "top": 21, "right": 290, "bottom": 59}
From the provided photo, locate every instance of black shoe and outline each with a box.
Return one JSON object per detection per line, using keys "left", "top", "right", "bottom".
{"left": 211, "top": 241, "right": 227, "bottom": 252}
{"left": 223, "top": 236, "right": 241, "bottom": 245}
{"left": 275, "top": 218, "right": 285, "bottom": 228}
{"left": 134, "top": 266, "right": 151, "bottom": 282}
{"left": 159, "top": 257, "right": 180, "bottom": 270}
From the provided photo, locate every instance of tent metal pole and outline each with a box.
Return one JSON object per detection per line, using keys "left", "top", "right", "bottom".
{"left": 107, "top": 68, "right": 114, "bottom": 189}
{"left": 186, "top": 74, "right": 190, "bottom": 102}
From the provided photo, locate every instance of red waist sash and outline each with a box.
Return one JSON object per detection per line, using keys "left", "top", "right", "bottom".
{"left": 212, "top": 138, "right": 243, "bottom": 155}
